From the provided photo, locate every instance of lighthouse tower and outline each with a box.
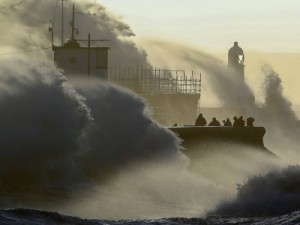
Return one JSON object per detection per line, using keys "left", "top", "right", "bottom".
{"left": 228, "top": 41, "right": 245, "bottom": 82}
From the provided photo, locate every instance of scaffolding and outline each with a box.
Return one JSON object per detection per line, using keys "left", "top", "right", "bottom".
{"left": 108, "top": 66, "right": 201, "bottom": 96}
{"left": 108, "top": 66, "right": 201, "bottom": 125}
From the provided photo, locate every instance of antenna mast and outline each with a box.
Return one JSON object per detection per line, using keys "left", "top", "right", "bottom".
{"left": 59, "top": 0, "right": 68, "bottom": 46}
{"left": 71, "top": 3, "right": 75, "bottom": 41}
{"left": 62, "top": 0, "right": 64, "bottom": 45}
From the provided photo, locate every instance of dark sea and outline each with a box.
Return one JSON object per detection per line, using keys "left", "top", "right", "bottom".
{"left": 1, "top": 208, "right": 300, "bottom": 225}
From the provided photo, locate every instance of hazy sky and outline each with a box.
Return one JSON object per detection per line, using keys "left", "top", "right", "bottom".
{"left": 99, "top": 0, "right": 300, "bottom": 52}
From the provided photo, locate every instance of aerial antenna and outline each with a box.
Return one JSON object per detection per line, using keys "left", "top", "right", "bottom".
{"left": 58, "top": 0, "right": 68, "bottom": 46}
{"left": 62, "top": 0, "right": 64, "bottom": 45}
{"left": 49, "top": 20, "right": 54, "bottom": 46}
{"left": 71, "top": 3, "right": 75, "bottom": 41}
{"left": 72, "top": 5, "right": 97, "bottom": 39}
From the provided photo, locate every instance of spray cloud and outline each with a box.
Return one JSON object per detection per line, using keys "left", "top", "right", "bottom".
{"left": 0, "top": 0, "right": 299, "bottom": 220}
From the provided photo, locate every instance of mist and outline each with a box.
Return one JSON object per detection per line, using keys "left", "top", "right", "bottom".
{"left": 0, "top": 57, "right": 242, "bottom": 219}
{"left": 211, "top": 166, "right": 300, "bottom": 216}
{"left": 0, "top": 57, "right": 187, "bottom": 212}
{"left": 0, "top": 0, "right": 147, "bottom": 66}
{"left": 0, "top": 0, "right": 299, "bottom": 221}
{"left": 140, "top": 39, "right": 300, "bottom": 161}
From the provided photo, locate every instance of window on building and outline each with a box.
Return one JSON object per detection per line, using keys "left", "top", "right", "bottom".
{"left": 96, "top": 49, "right": 108, "bottom": 69}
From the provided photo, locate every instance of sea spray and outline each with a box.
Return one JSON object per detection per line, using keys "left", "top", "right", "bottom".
{"left": 0, "top": 0, "right": 299, "bottom": 221}
{"left": 139, "top": 39, "right": 255, "bottom": 109}
{"left": 259, "top": 66, "right": 300, "bottom": 162}
{"left": 0, "top": 0, "right": 229, "bottom": 218}
{"left": 0, "top": 58, "right": 227, "bottom": 219}
{"left": 0, "top": 58, "right": 90, "bottom": 201}
{"left": 0, "top": 57, "right": 179, "bottom": 195}
{"left": 188, "top": 143, "right": 281, "bottom": 192}
{"left": 140, "top": 39, "right": 300, "bottom": 160}
{"left": 0, "top": 0, "right": 148, "bottom": 66}
{"left": 211, "top": 165, "right": 300, "bottom": 216}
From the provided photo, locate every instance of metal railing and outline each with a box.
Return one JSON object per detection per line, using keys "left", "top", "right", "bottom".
{"left": 108, "top": 66, "right": 201, "bottom": 96}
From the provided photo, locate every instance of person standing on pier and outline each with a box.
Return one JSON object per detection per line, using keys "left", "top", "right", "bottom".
{"left": 195, "top": 113, "right": 207, "bottom": 126}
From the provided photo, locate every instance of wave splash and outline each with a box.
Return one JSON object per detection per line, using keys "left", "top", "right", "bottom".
{"left": 0, "top": 58, "right": 181, "bottom": 208}
{"left": 0, "top": 0, "right": 299, "bottom": 221}
{"left": 0, "top": 58, "right": 229, "bottom": 220}
{"left": 211, "top": 166, "right": 300, "bottom": 216}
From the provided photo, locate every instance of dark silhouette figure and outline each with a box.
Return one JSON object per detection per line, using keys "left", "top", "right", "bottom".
{"left": 195, "top": 113, "right": 207, "bottom": 126}
{"left": 237, "top": 116, "right": 245, "bottom": 127}
{"left": 247, "top": 117, "right": 255, "bottom": 127}
{"left": 223, "top": 118, "right": 232, "bottom": 127}
{"left": 173, "top": 123, "right": 178, "bottom": 127}
{"left": 209, "top": 117, "right": 221, "bottom": 126}
{"left": 233, "top": 116, "right": 238, "bottom": 127}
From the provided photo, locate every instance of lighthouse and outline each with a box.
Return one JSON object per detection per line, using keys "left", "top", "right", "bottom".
{"left": 228, "top": 41, "right": 245, "bottom": 82}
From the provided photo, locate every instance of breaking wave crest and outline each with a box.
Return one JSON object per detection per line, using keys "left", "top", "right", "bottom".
{"left": 0, "top": 0, "right": 299, "bottom": 221}
{"left": 211, "top": 165, "right": 300, "bottom": 216}
{"left": 0, "top": 58, "right": 182, "bottom": 209}
{"left": 0, "top": 58, "right": 227, "bottom": 220}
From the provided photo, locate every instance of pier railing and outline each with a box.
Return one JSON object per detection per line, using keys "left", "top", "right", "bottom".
{"left": 108, "top": 66, "right": 201, "bottom": 96}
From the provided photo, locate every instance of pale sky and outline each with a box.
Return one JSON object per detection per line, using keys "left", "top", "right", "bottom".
{"left": 99, "top": 0, "right": 300, "bottom": 53}
{"left": 97, "top": 0, "right": 300, "bottom": 107}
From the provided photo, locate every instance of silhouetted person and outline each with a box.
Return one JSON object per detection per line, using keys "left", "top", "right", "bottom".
{"left": 247, "top": 117, "right": 255, "bottom": 127}
{"left": 195, "top": 113, "right": 207, "bottom": 126}
{"left": 209, "top": 117, "right": 221, "bottom": 126}
{"left": 233, "top": 116, "right": 238, "bottom": 127}
{"left": 223, "top": 118, "right": 232, "bottom": 127}
{"left": 237, "top": 116, "right": 245, "bottom": 127}
{"left": 173, "top": 123, "right": 178, "bottom": 127}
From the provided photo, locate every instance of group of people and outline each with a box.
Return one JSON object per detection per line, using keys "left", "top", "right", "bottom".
{"left": 195, "top": 113, "right": 255, "bottom": 127}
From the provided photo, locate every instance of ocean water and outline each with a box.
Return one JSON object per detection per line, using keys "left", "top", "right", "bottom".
{"left": 1, "top": 208, "right": 300, "bottom": 225}
{"left": 0, "top": 58, "right": 299, "bottom": 224}
{"left": 0, "top": 1, "right": 300, "bottom": 224}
